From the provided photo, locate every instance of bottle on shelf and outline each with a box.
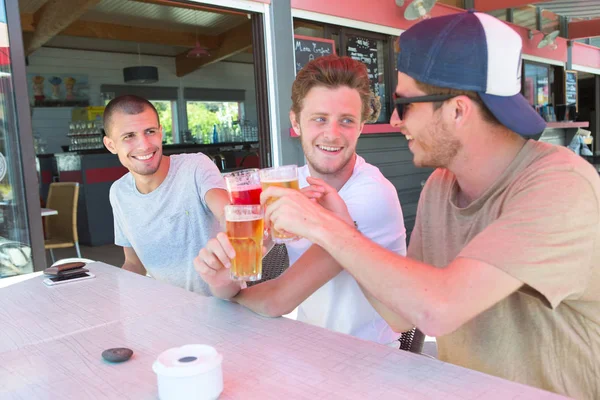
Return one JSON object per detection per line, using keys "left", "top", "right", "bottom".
{"left": 212, "top": 124, "right": 219, "bottom": 144}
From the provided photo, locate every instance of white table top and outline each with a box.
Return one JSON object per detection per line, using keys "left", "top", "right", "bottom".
{"left": 0, "top": 262, "right": 569, "bottom": 399}
{"left": 41, "top": 208, "right": 58, "bottom": 217}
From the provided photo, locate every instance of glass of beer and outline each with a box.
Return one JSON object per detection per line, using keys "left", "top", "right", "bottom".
{"left": 223, "top": 169, "right": 262, "bottom": 205}
{"left": 225, "top": 205, "right": 264, "bottom": 281}
{"left": 259, "top": 164, "right": 300, "bottom": 244}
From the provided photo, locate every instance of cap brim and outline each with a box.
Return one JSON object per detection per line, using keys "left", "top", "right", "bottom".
{"left": 479, "top": 92, "right": 547, "bottom": 136}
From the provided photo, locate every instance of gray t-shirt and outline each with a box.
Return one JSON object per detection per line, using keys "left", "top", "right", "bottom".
{"left": 109, "top": 153, "right": 226, "bottom": 295}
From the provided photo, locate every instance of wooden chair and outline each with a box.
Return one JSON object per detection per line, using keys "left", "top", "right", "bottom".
{"left": 399, "top": 327, "right": 426, "bottom": 354}
{"left": 247, "top": 244, "right": 289, "bottom": 287}
{"left": 44, "top": 183, "right": 81, "bottom": 263}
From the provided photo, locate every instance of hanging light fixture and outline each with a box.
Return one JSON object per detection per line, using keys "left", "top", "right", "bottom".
{"left": 186, "top": 12, "right": 210, "bottom": 58}
{"left": 123, "top": 44, "right": 159, "bottom": 84}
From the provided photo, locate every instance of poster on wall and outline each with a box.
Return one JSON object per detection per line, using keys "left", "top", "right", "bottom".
{"left": 346, "top": 36, "right": 380, "bottom": 97}
{"left": 346, "top": 35, "right": 385, "bottom": 123}
{"left": 565, "top": 70, "right": 578, "bottom": 110}
{"left": 26, "top": 73, "right": 89, "bottom": 107}
{"left": 294, "top": 35, "right": 336, "bottom": 75}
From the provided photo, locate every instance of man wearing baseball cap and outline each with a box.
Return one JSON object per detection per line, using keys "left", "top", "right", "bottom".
{"left": 260, "top": 11, "right": 600, "bottom": 398}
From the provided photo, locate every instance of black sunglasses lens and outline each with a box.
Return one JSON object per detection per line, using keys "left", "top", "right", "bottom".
{"left": 395, "top": 103, "right": 405, "bottom": 120}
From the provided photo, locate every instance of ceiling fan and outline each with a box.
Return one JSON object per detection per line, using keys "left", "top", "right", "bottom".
{"left": 528, "top": 30, "right": 560, "bottom": 50}
{"left": 396, "top": 0, "right": 437, "bottom": 21}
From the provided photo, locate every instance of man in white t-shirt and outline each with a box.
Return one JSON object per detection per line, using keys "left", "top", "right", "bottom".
{"left": 194, "top": 55, "right": 407, "bottom": 344}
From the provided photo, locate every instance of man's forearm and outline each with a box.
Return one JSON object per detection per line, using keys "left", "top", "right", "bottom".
{"left": 311, "top": 217, "right": 440, "bottom": 331}
{"left": 232, "top": 281, "right": 280, "bottom": 317}
{"left": 122, "top": 262, "right": 146, "bottom": 276}
{"left": 209, "top": 281, "right": 242, "bottom": 300}
{"left": 232, "top": 244, "right": 343, "bottom": 318}
{"left": 359, "top": 284, "right": 414, "bottom": 333}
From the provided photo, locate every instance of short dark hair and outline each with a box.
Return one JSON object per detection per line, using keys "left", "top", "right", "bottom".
{"left": 415, "top": 81, "right": 501, "bottom": 126}
{"left": 103, "top": 95, "right": 160, "bottom": 137}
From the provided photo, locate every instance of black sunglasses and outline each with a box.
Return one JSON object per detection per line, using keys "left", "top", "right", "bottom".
{"left": 393, "top": 94, "right": 457, "bottom": 120}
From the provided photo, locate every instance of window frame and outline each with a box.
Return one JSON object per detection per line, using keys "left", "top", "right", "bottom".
{"left": 522, "top": 60, "right": 553, "bottom": 108}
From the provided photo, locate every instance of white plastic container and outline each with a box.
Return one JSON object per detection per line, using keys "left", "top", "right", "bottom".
{"left": 152, "top": 344, "right": 224, "bottom": 400}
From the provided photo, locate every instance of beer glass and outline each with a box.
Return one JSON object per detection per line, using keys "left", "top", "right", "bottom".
{"left": 223, "top": 169, "right": 262, "bottom": 205}
{"left": 259, "top": 165, "right": 300, "bottom": 244}
{"left": 225, "top": 205, "right": 264, "bottom": 281}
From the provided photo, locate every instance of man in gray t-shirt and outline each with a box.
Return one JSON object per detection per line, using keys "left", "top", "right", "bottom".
{"left": 103, "top": 95, "right": 229, "bottom": 295}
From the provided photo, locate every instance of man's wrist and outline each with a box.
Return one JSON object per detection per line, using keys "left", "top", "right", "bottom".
{"left": 313, "top": 214, "right": 348, "bottom": 249}
{"left": 210, "top": 280, "right": 242, "bottom": 299}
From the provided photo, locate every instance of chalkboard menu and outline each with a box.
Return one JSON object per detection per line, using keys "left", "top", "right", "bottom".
{"left": 293, "top": 35, "right": 336, "bottom": 74}
{"left": 346, "top": 35, "right": 380, "bottom": 97}
{"left": 565, "top": 70, "right": 578, "bottom": 110}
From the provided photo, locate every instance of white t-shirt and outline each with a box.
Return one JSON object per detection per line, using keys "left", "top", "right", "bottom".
{"left": 286, "top": 155, "right": 407, "bottom": 344}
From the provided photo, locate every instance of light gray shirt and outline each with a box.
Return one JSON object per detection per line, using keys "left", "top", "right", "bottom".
{"left": 109, "top": 153, "right": 226, "bottom": 295}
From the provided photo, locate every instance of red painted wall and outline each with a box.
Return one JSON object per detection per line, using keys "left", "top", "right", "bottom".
{"left": 573, "top": 42, "right": 600, "bottom": 70}
{"left": 290, "top": 0, "right": 598, "bottom": 68}
{"left": 291, "top": 0, "right": 460, "bottom": 31}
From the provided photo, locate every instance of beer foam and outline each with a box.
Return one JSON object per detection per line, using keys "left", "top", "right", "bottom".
{"left": 226, "top": 215, "right": 263, "bottom": 222}
{"left": 260, "top": 179, "right": 298, "bottom": 183}
{"left": 230, "top": 184, "right": 262, "bottom": 191}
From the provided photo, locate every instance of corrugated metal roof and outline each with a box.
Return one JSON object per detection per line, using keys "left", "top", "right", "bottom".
{"left": 539, "top": 0, "right": 600, "bottom": 19}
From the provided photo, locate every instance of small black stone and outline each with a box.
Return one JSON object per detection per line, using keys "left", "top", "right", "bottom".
{"left": 102, "top": 347, "right": 133, "bottom": 363}
{"left": 178, "top": 356, "right": 198, "bottom": 363}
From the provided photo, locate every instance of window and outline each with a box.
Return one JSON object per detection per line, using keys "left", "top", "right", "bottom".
{"left": 0, "top": 0, "right": 38, "bottom": 276}
{"left": 150, "top": 100, "right": 175, "bottom": 144}
{"left": 523, "top": 62, "right": 551, "bottom": 108}
{"left": 186, "top": 101, "right": 242, "bottom": 143}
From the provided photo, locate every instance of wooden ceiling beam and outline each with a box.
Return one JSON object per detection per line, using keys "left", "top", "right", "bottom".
{"left": 175, "top": 21, "right": 252, "bottom": 77}
{"left": 21, "top": 14, "right": 35, "bottom": 32}
{"left": 21, "top": 14, "right": 220, "bottom": 49}
{"left": 25, "top": 0, "right": 101, "bottom": 55}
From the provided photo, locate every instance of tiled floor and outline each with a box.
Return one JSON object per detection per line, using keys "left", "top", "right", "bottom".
{"left": 44, "top": 243, "right": 439, "bottom": 358}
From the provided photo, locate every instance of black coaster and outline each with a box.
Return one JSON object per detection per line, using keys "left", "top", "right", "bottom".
{"left": 102, "top": 348, "right": 133, "bottom": 363}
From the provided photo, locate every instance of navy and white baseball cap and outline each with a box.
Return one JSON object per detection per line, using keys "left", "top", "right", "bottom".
{"left": 397, "top": 11, "right": 546, "bottom": 136}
